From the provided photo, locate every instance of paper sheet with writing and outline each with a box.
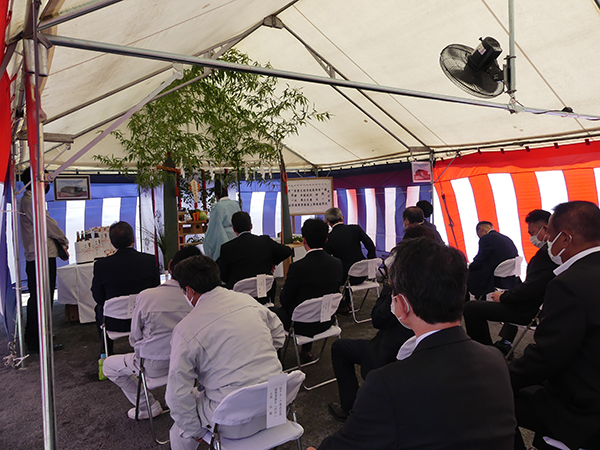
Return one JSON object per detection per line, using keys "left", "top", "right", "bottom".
{"left": 368, "top": 260, "right": 377, "bottom": 279}
{"left": 257, "top": 274, "right": 268, "bottom": 299}
{"left": 320, "top": 294, "right": 334, "bottom": 323}
{"left": 127, "top": 295, "right": 136, "bottom": 318}
{"left": 267, "top": 373, "right": 287, "bottom": 428}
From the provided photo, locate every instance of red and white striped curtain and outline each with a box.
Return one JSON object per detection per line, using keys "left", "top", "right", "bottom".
{"left": 433, "top": 141, "right": 600, "bottom": 263}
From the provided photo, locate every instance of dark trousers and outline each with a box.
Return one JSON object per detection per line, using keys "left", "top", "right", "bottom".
{"left": 514, "top": 387, "right": 563, "bottom": 450}
{"left": 95, "top": 302, "right": 114, "bottom": 355}
{"left": 25, "top": 258, "right": 57, "bottom": 351}
{"left": 331, "top": 338, "right": 376, "bottom": 412}
{"left": 463, "top": 300, "right": 534, "bottom": 345}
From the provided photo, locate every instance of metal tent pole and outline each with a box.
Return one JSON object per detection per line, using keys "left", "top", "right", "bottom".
{"left": 24, "top": 0, "right": 57, "bottom": 446}
{"left": 507, "top": 0, "right": 517, "bottom": 95}
{"left": 9, "top": 143, "right": 26, "bottom": 367}
{"left": 43, "top": 34, "right": 600, "bottom": 121}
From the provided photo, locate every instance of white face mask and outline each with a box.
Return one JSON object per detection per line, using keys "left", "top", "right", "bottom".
{"left": 184, "top": 288, "right": 195, "bottom": 307}
{"left": 391, "top": 294, "right": 412, "bottom": 330}
{"left": 530, "top": 234, "right": 544, "bottom": 249}
{"left": 547, "top": 231, "right": 570, "bottom": 265}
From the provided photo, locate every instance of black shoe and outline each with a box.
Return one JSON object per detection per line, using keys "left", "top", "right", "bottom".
{"left": 492, "top": 340, "right": 512, "bottom": 356}
{"left": 328, "top": 403, "right": 349, "bottom": 422}
{"left": 54, "top": 343, "right": 64, "bottom": 351}
{"left": 299, "top": 350, "right": 313, "bottom": 365}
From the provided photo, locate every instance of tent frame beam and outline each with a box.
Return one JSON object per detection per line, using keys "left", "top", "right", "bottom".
{"left": 47, "top": 64, "right": 184, "bottom": 181}
{"left": 42, "top": 34, "right": 600, "bottom": 121}
{"left": 38, "top": 0, "right": 124, "bottom": 31}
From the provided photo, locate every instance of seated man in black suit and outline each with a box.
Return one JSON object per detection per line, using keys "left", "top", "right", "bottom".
{"left": 91, "top": 221, "right": 161, "bottom": 355}
{"left": 273, "top": 218, "right": 343, "bottom": 362}
{"left": 310, "top": 238, "right": 516, "bottom": 450}
{"left": 217, "top": 211, "right": 292, "bottom": 303}
{"left": 327, "top": 282, "right": 414, "bottom": 421}
{"left": 415, "top": 199, "right": 444, "bottom": 243}
{"left": 510, "top": 201, "right": 600, "bottom": 450}
{"left": 324, "top": 207, "right": 375, "bottom": 310}
{"left": 467, "top": 220, "right": 520, "bottom": 299}
{"left": 464, "top": 209, "right": 557, "bottom": 354}
{"left": 402, "top": 206, "right": 424, "bottom": 230}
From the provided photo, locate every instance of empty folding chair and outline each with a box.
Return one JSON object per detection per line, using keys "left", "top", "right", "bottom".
{"left": 344, "top": 258, "right": 383, "bottom": 323}
{"left": 102, "top": 294, "right": 137, "bottom": 355}
{"left": 281, "top": 293, "right": 342, "bottom": 390}
{"left": 203, "top": 370, "right": 305, "bottom": 450}
{"left": 232, "top": 275, "right": 275, "bottom": 306}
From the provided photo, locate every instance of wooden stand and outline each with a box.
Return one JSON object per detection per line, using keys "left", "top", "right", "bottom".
{"left": 178, "top": 220, "right": 208, "bottom": 249}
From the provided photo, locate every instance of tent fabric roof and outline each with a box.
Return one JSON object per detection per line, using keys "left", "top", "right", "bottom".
{"left": 7, "top": 0, "right": 600, "bottom": 171}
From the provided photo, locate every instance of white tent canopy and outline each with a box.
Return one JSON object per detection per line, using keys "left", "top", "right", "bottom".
{"left": 7, "top": 0, "right": 600, "bottom": 171}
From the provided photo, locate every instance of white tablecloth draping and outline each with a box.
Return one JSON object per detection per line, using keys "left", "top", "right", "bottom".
{"left": 56, "top": 263, "right": 96, "bottom": 324}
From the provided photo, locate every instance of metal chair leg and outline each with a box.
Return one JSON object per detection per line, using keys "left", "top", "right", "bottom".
{"left": 135, "top": 359, "right": 169, "bottom": 445}
{"left": 349, "top": 289, "right": 372, "bottom": 324}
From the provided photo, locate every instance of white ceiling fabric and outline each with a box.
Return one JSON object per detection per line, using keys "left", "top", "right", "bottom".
{"left": 7, "top": 0, "right": 600, "bottom": 171}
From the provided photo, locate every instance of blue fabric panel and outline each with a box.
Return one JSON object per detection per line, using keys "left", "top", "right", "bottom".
{"left": 47, "top": 199, "right": 67, "bottom": 236}
{"left": 263, "top": 192, "right": 278, "bottom": 237}
{"left": 356, "top": 188, "right": 367, "bottom": 232}
{"left": 375, "top": 188, "right": 386, "bottom": 253}
{"left": 120, "top": 197, "right": 138, "bottom": 240}
{"left": 336, "top": 189, "right": 348, "bottom": 220}
{"left": 1, "top": 180, "right": 16, "bottom": 337}
{"left": 240, "top": 192, "right": 252, "bottom": 213}
{"left": 85, "top": 199, "right": 103, "bottom": 230}
{"left": 395, "top": 187, "right": 407, "bottom": 242}
{"left": 92, "top": 183, "right": 138, "bottom": 199}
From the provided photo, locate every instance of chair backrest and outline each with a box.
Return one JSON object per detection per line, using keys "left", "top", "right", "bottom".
{"left": 233, "top": 275, "right": 275, "bottom": 298}
{"left": 211, "top": 370, "right": 306, "bottom": 427}
{"left": 290, "top": 293, "right": 342, "bottom": 323}
{"left": 494, "top": 256, "right": 523, "bottom": 278}
{"left": 348, "top": 258, "right": 383, "bottom": 279}
{"left": 103, "top": 294, "right": 137, "bottom": 320}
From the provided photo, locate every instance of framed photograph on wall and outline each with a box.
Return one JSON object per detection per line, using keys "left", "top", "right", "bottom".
{"left": 54, "top": 175, "right": 91, "bottom": 201}
{"left": 411, "top": 161, "right": 432, "bottom": 183}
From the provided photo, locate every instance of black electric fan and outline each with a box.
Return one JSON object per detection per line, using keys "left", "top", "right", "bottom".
{"left": 440, "top": 36, "right": 505, "bottom": 98}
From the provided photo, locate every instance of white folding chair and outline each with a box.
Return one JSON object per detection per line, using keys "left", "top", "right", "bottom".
{"left": 344, "top": 258, "right": 382, "bottom": 323}
{"left": 232, "top": 275, "right": 275, "bottom": 307}
{"left": 544, "top": 436, "right": 587, "bottom": 450}
{"left": 101, "top": 294, "right": 137, "bottom": 355}
{"left": 281, "top": 293, "right": 342, "bottom": 390}
{"left": 134, "top": 354, "right": 171, "bottom": 445}
{"left": 203, "top": 371, "right": 305, "bottom": 450}
{"left": 505, "top": 305, "right": 542, "bottom": 360}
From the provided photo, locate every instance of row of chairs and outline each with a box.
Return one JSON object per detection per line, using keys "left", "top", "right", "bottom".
{"left": 100, "top": 258, "right": 384, "bottom": 448}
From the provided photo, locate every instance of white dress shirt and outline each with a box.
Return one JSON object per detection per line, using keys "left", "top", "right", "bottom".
{"left": 129, "top": 279, "right": 192, "bottom": 361}
{"left": 166, "top": 286, "right": 284, "bottom": 439}
{"left": 554, "top": 246, "right": 600, "bottom": 276}
{"left": 397, "top": 330, "right": 440, "bottom": 360}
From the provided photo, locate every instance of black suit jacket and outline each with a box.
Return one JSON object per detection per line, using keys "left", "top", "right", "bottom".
{"left": 279, "top": 249, "right": 343, "bottom": 336}
{"left": 217, "top": 232, "right": 292, "bottom": 289}
{"left": 500, "top": 243, "right": 557, "bottom": 316}
{"left": 468, "top": 230, "right": 519, "bottom": 297}
{"left": 368, "top": 283, "right": 414, "bottom": 369}
{"left": 324, "top": 223, "right": 376, "bottom": 281}
{"left": 91, "top": 247, "right": 161, "bottom": 307}
{"left": 509, "top": 251, "right": 600, "bottom": 449}
{"left": 318, "top": 326, "right": 516, "bottom": 450}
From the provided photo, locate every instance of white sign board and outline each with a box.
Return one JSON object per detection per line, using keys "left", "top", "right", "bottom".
{"left": 287, "top": 178, "right": 333, "bottom": 216}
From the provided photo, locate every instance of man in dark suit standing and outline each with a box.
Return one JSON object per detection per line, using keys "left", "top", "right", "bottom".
{"left": 217, "top": 211, "right": 292, "bottom": 302}
{"left": 274, "top": 218, "right": 343, "bottom": 362}
{"left": 310, "top": 238, "right": 516, "bottom": 450}
{"left": 467, "top": 221, "right": 520, "bottom": 299}
{"left": 464, "top": 209, "right": 557, "bottom": 353}
{"left": 510, "top": 201, "right": 600, "bottom": 450}
{"left": 91, "top": 221, "right": 160, "bottom": 354}
{"left": 324, "top": 207, "right": 375, "bottom": 311}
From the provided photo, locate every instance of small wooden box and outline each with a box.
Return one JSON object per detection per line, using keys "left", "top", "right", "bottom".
{"left": 178, "top": 221, "right": 208, "bottom": 235}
